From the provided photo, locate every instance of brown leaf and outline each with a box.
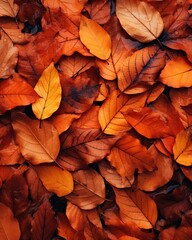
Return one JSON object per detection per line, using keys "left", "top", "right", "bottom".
{"left": 116, "top": 0, "right": 164, "bottom": 42}
{"left": 0, "top": 203, "right": 21, "bottom": 240}
{"left": 114, "top": 188, "right": 158, "bottom": 229}
{"left": 0, "top": 74, "right": 39, "bottom": 114}
{"left": 0, "top": 28, "right": 18, "bottom": 79}
{"left": 66, "top": 168, "right": 105, "bottom": 210}
{"left": 31, "top": 199, "right": 57, "bottom": 240}
{"left": 12, "top": 113, "right": 60, "bottom": 165}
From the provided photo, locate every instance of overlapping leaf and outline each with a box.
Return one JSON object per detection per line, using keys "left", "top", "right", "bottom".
{"left": 32, "top": 62, "right": 62, "bottom": 120}
{"left": 0, "top": 0, "right": 19, "bottom": 17}
{"left": 12, "top": 113, "right": 60, "bottom": 165}
{"left": 116, "top": 0, "right": 164, "bottom": 42}
{"left": 114, "top": 188, "right": 158, "bottom": 229}
{"left": 66, "top": 169, "right": 105, "bottom": 210}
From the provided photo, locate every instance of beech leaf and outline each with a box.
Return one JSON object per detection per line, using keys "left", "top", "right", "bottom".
{"left": 173, "top": 127, "right": 192, "bottom": 166}
{"left": 114, "top": 188, "right": 158, "bottom": 229}
{"left": 66, "top": 168, "right": 105, "bottom": 210}
{"left": 0, "top": 29, "right": 18, "bottom": 79}
{"left": 32, "top": 62, "right": 62, "bottom": 120}
{"left": 159, "top": 57, "right": 192, "bottom": 88}
{"left": 79, "top": 15, "right": 111, "bottom": 60}
{"left": 34, "top": 164, "right": 74, "bottom": 197}
{"left": 116, "top": 0, "right": 164, "bottom": 42}
{"left": 12, "top": 113, "right": 60, "bottom": 165}
{"left": 0, "top": 0, "right": 19, "bottom": 17}
{"left": 0, "top": 203, "right": 21, "bottom": 240}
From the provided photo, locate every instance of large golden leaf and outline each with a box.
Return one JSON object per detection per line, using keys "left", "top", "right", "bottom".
{"left": 0, "top": 74, "right": 39, "bottom": 114}
{"left": 173, "top": 127, "right": 192, "bottom": 166}
{"left": 12, "top": 113, "right": 60, "bottom": 165}
{"left": 114, "top": 188, "right": 158, "bottom": 229}
{"left": 79, "top": 15, "right": 111, "bottom": 60}
{"left": 116, "top": 0, "right": 164, "bottom": 42}
{"left": 98, "top": 90, "right": 148, "bottom": 135}
{"left": 107, "top": 134, "right": 154, "bottom": 180}
{"left": 0, "top": 0, "right": 19, "bottom": 17}
{"left": 66, "top": 168, "right": 105, "bottom": 210}
{"left": 0, "top": 29, "right": 18, "bottom": 79}
{"left": 0, "top": 203, "right": 21, "bottom": 240}
{"left": 159, "top": 57, "right": 192, "bottom": 88}
{"left": 34, "top": 164, "right": 73, "bottom": 197}
{"left": 32, "top": 62, "right": 62, "bottom": 120}
{"left": 118, "top": 45, "right": 166, "bottom": 94}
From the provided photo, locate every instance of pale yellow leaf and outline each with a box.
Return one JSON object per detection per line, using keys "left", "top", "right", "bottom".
{"left": 32, "top": 62, "right": 62, "bottom": 120}
{"left": 79, "top": 15, "right": 111, "bottom": 60}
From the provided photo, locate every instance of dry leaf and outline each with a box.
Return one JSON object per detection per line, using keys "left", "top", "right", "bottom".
{"left": 32, "top": 62, "right": 62, "bottom": 120}
{"left": 0, "top": 0, "right": 19, "bottom": 17}
{"left": 79, "top": 15, "right": 111, "bottom": 60}
{"left": 34, "top": 164, "right": 73, "bottom": 197}
{"left": 12, "top": 113, "right": 60, "bottom": 165}
{"left": 116, "top": 0, "right": 164, "bottom": 42}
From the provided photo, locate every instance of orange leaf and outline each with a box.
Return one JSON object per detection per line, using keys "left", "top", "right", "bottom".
{"left": 173, "top": 127, "right": 192, "bottom": 166}
{"left": 0, "top": 29, "right": 18, "bottom": 79}
{"left": 123, "top": 107, "right": 172, "bottom": 139}
{"left": 137, "top": 145, "right": 173, "bottom": 191}
{"left": 107, "top": 134, "right": 154, "bottom": 180}
{"left": 116, "top": 0, "right": 164, "bottom": 42}
{"left": 66, "top": 168, "right": 105, "bottom": 210}
{"left": 113, "top": 188, "right": 158, "bottom": 229}
{"left": 0, "top": 74, "right": 39, "bottom": 114}
{"left": 0, "top": 0, "right": 19, "bottom": 17}
{"left": 79, "top": 15, "right": 111, "bottom": 60}
{"left": 159, "top": 57, "right": 192, "bottom": 88}
{"left": 99, "top": 160, "right": 134, "bottom": 188}
{"left": 98, "top": 89, "right": 148, "bottom": 135}
{"left": 12, "top": 113, "right": 60, "bottom": 165}
{"left": 118, "top": 45, "right": 166, "bottom": 94}
{"left": 34, "top": 164, "right": 73, "bottom": 196}
{"left": 0, "top": 203, "right": 21, "bottom": 240}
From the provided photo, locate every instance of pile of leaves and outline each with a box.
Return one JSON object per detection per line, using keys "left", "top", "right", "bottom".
{"left": 1, "top": 0, "right": 192, "bottom": 239}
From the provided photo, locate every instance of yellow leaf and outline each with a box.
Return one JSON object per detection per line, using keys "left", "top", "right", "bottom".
{"left": 34, "top": 164, "right": 74, "bottom": 197}
{"left": 173, "top": 128, "right": 192, "bottom": 166}
{"left": 79, "top": 15, "right": 111, "bottom": 60}
{"left": 32, "top": 62, "right": 62, "bottom": 120}
{"left": 116, "top": 0, "right": 164, "bottom": 43}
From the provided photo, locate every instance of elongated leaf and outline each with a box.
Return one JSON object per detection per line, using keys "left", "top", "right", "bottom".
{"left": 32, "top": 62, "right": 62, "bottom": 120}
{"left": 118, "top": 45, "right": 166, "bottom": 94}
{"left": 159, "top": 57, "right": 192, "bottom": 88}
{"left": 0, "top": 0, "right": 19, "bottom": 17}
{"left": 114, "top": 188, "right": 158, "bottom": 229}
{"left": 0, "top": 203, "right": 20, "bottom": 240}
{"left": 107, "top": 134, "right": 154, "bottom": 180}
{"left": 31, "top": 199, "right": 57, "bottom": 240}
{"left": 173, "top": 127, "right": 192, "bottom": 166}
{"left": 98, "top": 90, "right": 148, "bottom": 135}
{"left": 58, "top": 128, "right": 117, "bottom": 171}
{"left": 0, "top": 74, "right": 39, "bottom": 114}
{"left": 34, "top": 164, "right": 73, "bottom": 196}
{"left": 66, "top": 169, "right": 105, "bottom": 210}
{"left": 12, "top": 113, "right": 60, "bottom": 165}
{"left": 123, "top": 107, "right": 172, "bottom": 139}
{"left": 0, "top": 29, "right": 18, "bottom": 79}
{"left": 116, "top": 0, "right": 164, "bottom": 42}
{"left": 79, "top": 15, "right": 111, "bottom": 60}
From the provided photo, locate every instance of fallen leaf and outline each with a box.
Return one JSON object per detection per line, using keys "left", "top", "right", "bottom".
{"left": 0, "top": 0, "right": 19, "bottom": 17}
{"left": 66, "top": 168, "right": 105, "bottom": 210}
{"left": 34, "top": 164, "right": 73, "bottom": 197}
{"left": 12, "top": 113, "right": 60, "bottom": 165}
{"left": 32, "top": 62, "right": 62, "bottom": 120}
{"left": 0, "top": 28, "right": 18, "bottom": 79}
{"left": 79, "top": 15, "right": 111, "bottom": 60}
{"left": 116, "top": 0, "right": 164, "bottom": 42}
{"left": 114, "top": 188, "right": 158, "bottom": 229}
{"left": 0, "top": 203, "right": 21, "bottom": 240}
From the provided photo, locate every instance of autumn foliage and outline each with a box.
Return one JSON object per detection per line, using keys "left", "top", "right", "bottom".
{"left": 1, "top": 0, "right": 192, "bottom": 239}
